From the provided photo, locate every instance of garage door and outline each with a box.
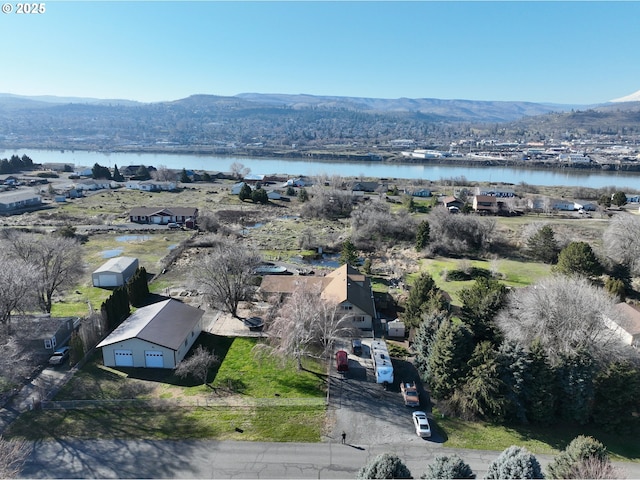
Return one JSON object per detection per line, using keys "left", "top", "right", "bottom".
{"left": 145, "top": 351, "right": 164, "bottom": 368}
{"left": 99, "top": 273, "right": 119, "bottom": 287}
{"left": 114, "top": 350, "right": 134, "bottom": 367}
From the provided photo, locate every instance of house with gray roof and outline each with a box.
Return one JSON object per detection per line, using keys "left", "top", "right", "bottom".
{"left": 97, "top": 299, "right": 204, "bottom": 368}
{"left": 0, "top": 190, "right": 42, "bottom": 212}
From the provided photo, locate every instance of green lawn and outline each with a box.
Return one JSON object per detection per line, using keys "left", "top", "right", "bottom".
{"left": 416, "top": 256, "right": 551, "bottom": 305}
{"left": 435, "top": 412, "right": 640, "bottom": 461}
{"left": 7, "top": 336, "right": 327, "bottom": 442}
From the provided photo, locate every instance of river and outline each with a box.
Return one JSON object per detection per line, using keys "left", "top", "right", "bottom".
{"left": 3, "top": 148, "right": 640, "bottom": 189}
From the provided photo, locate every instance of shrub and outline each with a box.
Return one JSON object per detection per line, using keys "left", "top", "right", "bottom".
{"left": 485, "top": 445, "right": 543, "bottom": 479}
{"left": 546, "top": 435, "right": 609, "bottom": 479}
{"left": 421, "top": 454, "right": 474, "bottom": 479}
{"left": 356, "top": 452, "right": 412, "bottom": 479}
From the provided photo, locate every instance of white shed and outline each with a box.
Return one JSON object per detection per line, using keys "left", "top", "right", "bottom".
{"left": 387, "top": 319, "right": 406, "bottom": 339}
{"left": 97, "top": 299, "right": 204, "bottom": 369}
{"left": 92, "top": 256, "right": 139, "bottom": 288}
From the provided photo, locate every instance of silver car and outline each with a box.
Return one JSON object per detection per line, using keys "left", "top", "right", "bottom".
{"left": 412, "top": 411, "right": 431, "bottom": 438}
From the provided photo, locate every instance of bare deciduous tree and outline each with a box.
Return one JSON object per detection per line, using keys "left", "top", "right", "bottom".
{"left": 152, "top": 165, "right": 177, "bottom": 182}
{"left": 174, "top": 345, "right": 219, "bottom": 385}
{"left": 190, "top": 236, "right": 261, "bottom": 317}
{"left": 0, "top": 436, "right": 30, "bottom": 479}
{"left": 3, "top": 232, "right": 84, "bottom": 313}
{"left": 496, "top": 275, "right": 622, "bottom": 365}
{"left": 261, "top": 285, "right": 354, "bottom": 368}
{"left": 230, "top": 161, "right": 250, "bottom": 180}
{"left": 0, "top": 336, "right": 34, "bottom": 388}
{"left": 603, "top": 213, "right": 640, "bottom": 276}
{"left": 0, "top": 256, "right": 38, "bottom": 328}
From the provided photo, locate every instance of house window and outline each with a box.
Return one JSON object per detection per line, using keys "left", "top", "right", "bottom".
{"left": 354, "top": 316, "right": 365, "bottom": 323}
{"left": 342, "top": 305, "right": 353, "bottom": 311}
{"left": 44, "top": 338, "right": 52, "bottom": 349}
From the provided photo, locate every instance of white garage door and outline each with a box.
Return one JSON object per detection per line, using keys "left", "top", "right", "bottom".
{"left": 145, "top": 351, "right": 164, "bottom": 368}
{"left": 114, "top": 350, "right": 134, "bottom": 367}
{"left": 99, "top": 273, "right": 119, "bottom": 287}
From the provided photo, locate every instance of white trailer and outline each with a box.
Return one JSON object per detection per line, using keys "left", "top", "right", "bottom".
{"left": 370, "top": 340, "right": 394, "bottom": 385}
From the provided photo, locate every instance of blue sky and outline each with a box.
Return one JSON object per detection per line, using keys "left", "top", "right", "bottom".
{"left": 2, "top": 1, "right": 639, "bottom": 104}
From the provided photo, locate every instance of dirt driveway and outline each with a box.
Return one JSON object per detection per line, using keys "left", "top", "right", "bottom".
{"left": 325, "top": 338, "right": 443, "bottom": 446}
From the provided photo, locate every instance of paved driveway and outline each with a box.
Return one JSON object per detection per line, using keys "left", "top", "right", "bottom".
{"left": 325, "top": 338, "right": 438, "bottom": 446}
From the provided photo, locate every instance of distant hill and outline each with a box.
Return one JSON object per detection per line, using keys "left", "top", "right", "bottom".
{"left": 1, "top": 92, "right": 638, "bottom": 152}
{"left": 235, "top": 92, "right": 577, "bottom": 122}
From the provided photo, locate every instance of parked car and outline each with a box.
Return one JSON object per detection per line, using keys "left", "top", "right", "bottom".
{"left": 167, "top": 222, "right": 181, "bottom": 229}
{"left": 336, "top": 350, "right": 349, "bottom": 373}
{"left": 401, "top": 381, "right": 420, "bottom": 407}
{"left": 48, "top": 346, "right": 70, "bottom": 366}
{"left": 412, "top": 411, "right": 431, "bottom": 438}
{"left": 351, "top": 338, "right": 362, "bottom": 356}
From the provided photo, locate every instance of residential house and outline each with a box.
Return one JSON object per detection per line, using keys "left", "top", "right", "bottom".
{"left": 475, "top": 186, "right": 515, "bottom": 197}
{"left": 441, "top": 195, "right": 464, "bottom": 212}
{"left": 411, "top": 189, "right": 432, "bottom": 197}
{"left": 14, "top": 315, "right": 81, "bottom": 356}
{"left": 604, "top": 302, "right": 640, "bottom": 349}
{"left": 126, "top": 180, "right": 177, "bottom": 192}
{"left": 352, "top": 181, "right": 380, "bottom": 193}
{"left": 129, "top": 206, "right": 198, "bottom": 227}
{"left": 74, "top": 179, "right": 114, "bottom": 191}
{"left": 0, "top": 190, "right": 42, "bottom": 212}
{"left": 551, "top": 199, "right": 577, "bottom": 211}
{"left": 96, "top": 299, "right": 204, "bottom": 368}
{"left": 230, "top": 182, "right": 246, "bottom": 195}
{"left": 472, "top": 195, "right": 498, "bottom": 214}
{"left": 259, "top": 264, "right": 377, "bottom": 330}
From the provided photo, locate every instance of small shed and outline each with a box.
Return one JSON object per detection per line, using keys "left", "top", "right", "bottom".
{"left": 96, "top": 299, "right": 204, "bottom": 368}
{"left": 387, "top": 319, "right": 406, "bottom": 339}
{"left": 92, "top": 256, "right": 139, "bottom": 288}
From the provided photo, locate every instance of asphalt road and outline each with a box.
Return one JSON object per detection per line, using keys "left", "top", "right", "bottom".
{"left": 19, "top": 439, "right": 543, "bottom": 479}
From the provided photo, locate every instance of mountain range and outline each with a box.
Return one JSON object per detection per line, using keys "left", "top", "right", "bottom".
{"left": 0, "top": 91, "right": 639, "bottom": 152}
{"left": 0, "top": 91, "right": 604, "bottom": 122}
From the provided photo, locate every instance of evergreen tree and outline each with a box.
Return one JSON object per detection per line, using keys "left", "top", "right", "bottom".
{"left": 201, "top": 172, "right": 212, "bottom": 182}
{"left": 450, "top": 341, "right": 506, "bottom": 421}
{"left": 527, "top": 225, "right": 559, "bottom": 264}
{"left": 404, "top": 272, "right": 449, "bottom": 328}
{"left": 356, "top": 452, "right": 412, "bottom": 480}
{"left": 485, "top": 446, "right": 543, "bottom": 479}
{"left": 498, "top": 341, "right": 532, "bottom": 424}
{"left": 555, "top": 241, "right": 603, "bottom": 278}
{"left": 593, "top": 361, "right": 640, "bottom": 434}
{"left": 421, "top": 454, "right": 474, "bottom": 479}
{"left": 339, "top": 238, "right": 358, "bottom": 266}
{"left": 135, "top": 165, "right": 151, "bottom": 180}
{"left": 415, "top": 220, "right": 430, "bottom": 251}
{"left": 413, "top": 310, "right": 448, "bottom": 381}
{"left": 112, "top": 164, "right": 124, "bottom": 182}
{"left": 555, "top": 350, "right": 595, "bottom": 424}
{"left": 546, "top": 435, "right": 609, "bottom": 479}
{"left": 180, "top": 168, "right": 192, "bottom": 183}
{"left": 251, "top": 188, "right": 269, "bottom": 204}
{"left": 459, "top": 277, "right": 507, "bottom": 344}
{"left": 91, "top": 162, "right": 112, "bottom": 180}
{"left": 239, "top": 183, "right": 252, "bottom": 201}
{"left": 526, "top": 340, "right": 556, "bottom": 425}
{"left": 427, "top": 319, "right": 474, "bottom": 399}
{"left": 298, "top": 187, "right": 309, "bottom": 202}
{"left": 611, "top": 191, "right": 627, "bottom": 207}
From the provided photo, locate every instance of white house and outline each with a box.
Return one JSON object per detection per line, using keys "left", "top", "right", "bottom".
{"left": 92, "top": 256, "right": 139, "bottom": 288}
{"left": 97, "top": 299, "right": 204, "bottom": 368}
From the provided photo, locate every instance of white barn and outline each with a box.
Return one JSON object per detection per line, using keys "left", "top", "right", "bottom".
{"left": 97, "top": 299, "right": 204, "bottom": 368}
{"left": 92, "top": 256, "right": 139, "bottom": 288}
